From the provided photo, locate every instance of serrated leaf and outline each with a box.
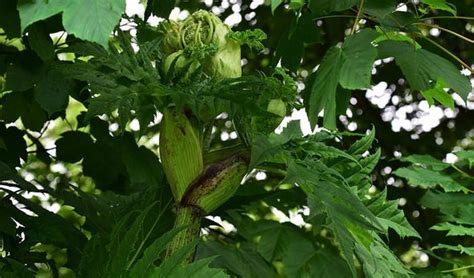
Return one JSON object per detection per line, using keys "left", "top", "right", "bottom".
{"left": 307, "top": 46, "right": 344, "bottom": 129}
{"left": 120, "top": 133, "right": 164, "bottom": 188}
{"left": 373, "top": 26, "right": 421, "bottom": 48}
{"left": 378, "top": 41, "right": 471, "bottom": 100}
{"left": 420, "top": 0, "right": 456, "bottom": 15}
{"left": 420, "top": 191, "right": 474, "bottom": 211}
{"left": 355, "top": 238, "right": 413, "bottom": 278}
{"left": 340, "top": 28, "right": 379, "bottom": 89}
{"left": 455, "top": 150, "right": 474, "bottom": 168}
{"left": 431, "top": 222, "right": 474, "bottom": 237}
{"left": 305, "top": 142, "right": 360, "bottom": 165}
{"left": 151, "top": 241, "right": 206, "bottom": 277}
{"left": 307, "top": 180, "right": 384, "bottom": 276}
{"left": 400, "top": 154, "right": 450, "bottom": 171}
{"left": 304, "top": 245, "right": 353, "bottom": 278}
{"left": 197, "top": 241, "right": 277, "bottom": 278}
{"left": 347, "top": 127, "right": 376, "bottom": 155}
{"left": 377, "top": 11, "right": 418, "bottom": 32}
{"left": 129, "top": 227, "right": 186, "bottom": 277}
{"left": 162, "top": 257, "right": 229, "bottom": 278}
{"left": 1, "top": 188, "right": 87, "bottom": 265}
{"left": 432, "top": 244, "right": 474, "bottom": 256}
{"left": 366, "top": 189, "right": 420, "bottom": 238}
{"left": 249, "top": 121, "right": 301, "bottom": 169}
{"left": 394, "top": 167, "right": 464, "bottom": 192}
{"left": 105, "top": 201, "right": 170, "bottom": 278}
{"left": 421, "top": 79, "right": 454, "bottom": 109}
{"left": 34, "top": 67, "right": 74, "bottom": 115}
{"left": 234, "top": 219, "right": 312, "bottom": 263}
{"left": 4, "top": 51, "right": 44, "bottom": 92}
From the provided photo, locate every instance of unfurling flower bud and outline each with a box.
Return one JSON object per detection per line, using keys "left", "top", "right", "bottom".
{"left": 158, "top": 20, "right": 182, "bottom": 55}
{"left": 159, "top": 10, "right": 242, "bottom": 79}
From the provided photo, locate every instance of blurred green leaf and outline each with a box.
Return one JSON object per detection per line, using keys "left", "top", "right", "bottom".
{"left": 394, "top": 167, "right": 464, "bottom": 192}
{"left": 420, "top": 0, "right": 457, "bottom": 15}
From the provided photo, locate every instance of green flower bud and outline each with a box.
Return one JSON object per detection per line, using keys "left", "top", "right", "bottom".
{"left": 181, "top": 10, "right": 241, "bottom": 78}
{"left": 158, "top": 20, "right": 182, "bottom": 55}
{"left": 159, "top": 10, "right": 242, "bottom": 79}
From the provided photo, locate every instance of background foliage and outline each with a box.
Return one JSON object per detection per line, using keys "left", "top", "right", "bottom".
{"left": 0, "top": 0, "right": 473, "bottom": 277}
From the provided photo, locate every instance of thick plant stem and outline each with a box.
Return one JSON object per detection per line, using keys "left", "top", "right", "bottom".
{"left": 165, "top": 205, "right": 202, "bottom": 262}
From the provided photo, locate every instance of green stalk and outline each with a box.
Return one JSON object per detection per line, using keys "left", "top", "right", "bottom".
{"left": 165, "top": 205, "right": 203, "bottom": 262}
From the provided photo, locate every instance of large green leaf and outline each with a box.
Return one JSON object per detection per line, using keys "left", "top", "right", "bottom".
{"left": 55, "top": 131, "right": 94, "bottom": 163}
{"left": 129, "top": 227, "right": 186, "bottom": 277}
{"left": 306, "top": 46, "right": 344, "bottom": 129}
{"left": 339, "top": 29, "right": 379, "bottom": 89}
{"left": 420, "top": 0, "right": 456, "bottom": 15}
{"left": 17, "top": 0, "right": 64, "bottom": 32}
{"left": 249, "top": 121, "right": 302, "bottom": 170}
{"left": 307, "top": 29, "right": 383, "bottom": 129}
{"left": 347, "top": 127, "right": 376, "bottom": 155}
{"left": 400, "top": 154, "right": 450, "bottom": 171}
{"left": 18, "top": 0, "right": 125, "bottom": 47}
{"left": 234, "top": 219, "right": 312, "bottom": 262}
{"left": 33, "top": 66, "right": 75, "bottom": 115}
{"left": 377, "top": 41, "right": 471, "bottom": 100}
{"left": 366, "top": 189, "right": 420, "bottom": 238}
{"left": 27, "top": 23, "right": 55, "bottom": 62}
{"left": 431, "top": 222, "right": 474, "bottom": 237}
{"left": 306, "top": 179, "right": 383, "bottom": 276}
{"left": 394, "top": 167, "right": 464, "bottom": 192}
{"left": 303, "top": 245, "right": 353, "bottom": 278}
{"left": 355, "top": 238, "right": 413, "bottom": 278}
{"left": 420, "top": 191, "right": 474, "bottom": 225}
{"left": 104, "top": 201, "right": 171, "bottom": 277}
{"left": 0, "top": 91, "right": 48, "bottom": 131}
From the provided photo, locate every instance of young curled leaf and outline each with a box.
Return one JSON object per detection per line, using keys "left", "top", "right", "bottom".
{"left": 227, "top": 29, "right": 267, "bottom": 52}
